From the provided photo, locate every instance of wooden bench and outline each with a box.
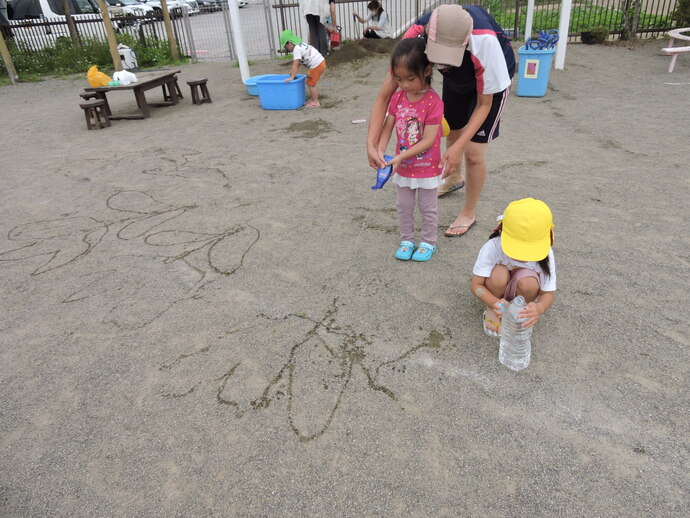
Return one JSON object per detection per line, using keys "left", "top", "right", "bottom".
{"left": 662, "top": 28, "right": 690, "bottom": 73}
{"left": 79, "top": 99, "right": 111, "bottom": 130}
{"left": 187, "top": 78, "right": 212, "bottom": 105}
{"left": 80, "top": 91, "right": 111, "bottom": 116}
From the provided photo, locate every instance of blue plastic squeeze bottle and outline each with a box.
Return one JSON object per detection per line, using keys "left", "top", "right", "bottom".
{"left": 371, "top": 155, "right": 394, "bottom": 190}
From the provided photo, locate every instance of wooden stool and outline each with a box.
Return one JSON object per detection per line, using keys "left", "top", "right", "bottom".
{"left": 79, "top": 99, "right": 111, "bottom": 130}
{"left": 187, "top": 78, "right": 212, "bottom": 105}
{"left": 162, "top": 79, "right": 183, "bottom": 101}
{"left": 80, "top": 91, "right": 111, "bottom": 116}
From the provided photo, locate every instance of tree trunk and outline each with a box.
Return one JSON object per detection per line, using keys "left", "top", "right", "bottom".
{"left": 160, "top": 0, "right": 179, "bottom": 62}
{"left": 96, "top": 0, "right": 123, "bottom": 71}
{"left": 0, "top": 22, "right": 18, "bottom": 84}
{"left": 60, "top": 0, "right": 81, "bottom": 47}
{"left": 621, "top": 0, "right": 642, "bottom": 40}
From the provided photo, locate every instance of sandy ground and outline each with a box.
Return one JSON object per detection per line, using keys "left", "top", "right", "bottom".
{"left": 0, "top": 40, "right": 689, "bottom": 516}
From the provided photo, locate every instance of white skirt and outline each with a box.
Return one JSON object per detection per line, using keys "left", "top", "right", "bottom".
{"left": 392, "top": 173, "right": 445, "bottom": 190}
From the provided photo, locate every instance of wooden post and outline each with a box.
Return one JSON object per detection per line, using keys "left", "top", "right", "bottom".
{"left": 96, "top": 0, "right": 123, "bottom": 71}
{"left": 160, "top": 0, "right": 179, "bottom": 62}
{"left": 60, "top": 0, "right": 82, "bottom": 47}
{"left": 0, "top": 22, "right": 18, "bottom": 84}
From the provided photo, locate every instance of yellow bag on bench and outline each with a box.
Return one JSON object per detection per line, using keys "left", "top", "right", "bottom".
{"left": 87, "top": 65, "right": 112, "bottom": 88}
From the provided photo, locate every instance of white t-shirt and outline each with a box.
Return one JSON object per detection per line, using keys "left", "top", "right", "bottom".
{"left": 472, "top": 237, "right": 557, "bottom": 292}
{"left": 364, "top": 11, "right": 392, "bottom": 38}
{"left": 303, "top": 0, "right": 329, "bottom": 18}
{"left": 292, "top": 42, "right": 325, "bottom": 69}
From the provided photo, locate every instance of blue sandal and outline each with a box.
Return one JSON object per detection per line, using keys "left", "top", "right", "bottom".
{"left": 411, "top": 242, "right": 437, "bottom": 262}
{"left": 395, "top": 241, "right": 416, "bottom": 261}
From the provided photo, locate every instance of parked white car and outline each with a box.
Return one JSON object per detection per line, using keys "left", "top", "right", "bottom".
{"left": 178, "top": 0, "right": 200, "bottom": 15}
{"left": 137, "top": 0, "right": 188, "bottom": 14}
{"left": 105, "top": 0, "right": 155, "bottom": 16}
{"left": 7, "top": 0, "right": 100, "bottom": 19}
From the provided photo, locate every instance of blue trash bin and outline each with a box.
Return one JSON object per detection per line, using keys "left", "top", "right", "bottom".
{"left": 517, "top": 47, "right": 556, "bottom": 97}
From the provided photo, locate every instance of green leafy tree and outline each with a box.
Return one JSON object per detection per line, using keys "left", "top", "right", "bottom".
{"left": 672, "top": 0, "right": 690, "bottom": 26}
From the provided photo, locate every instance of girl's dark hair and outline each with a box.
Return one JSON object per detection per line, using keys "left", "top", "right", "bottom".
{"left": 367, "top": 1, "right": 384, "bottom": 16}
{"left": 390, "top": 38, "right": 432, "bottom": 86}
{"left": 488, "top": 228, "right": 551, "bottom": 277}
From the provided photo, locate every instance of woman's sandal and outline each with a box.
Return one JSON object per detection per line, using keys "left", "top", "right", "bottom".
{"left": 438, "top": 181, "right": 465, "bottom": 198}
{"left": 395, "top": 241, "right": 416, "bottom": 261}
{"left": 444, "top": 220, "right": 476, "bottom": 238}
{"left": 482, "top": 310, "right": 501, "bottom": 337}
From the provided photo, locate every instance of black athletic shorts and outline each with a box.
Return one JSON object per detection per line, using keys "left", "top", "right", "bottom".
{"left": 442, "top": 85, "right": 510, "bottom": 144}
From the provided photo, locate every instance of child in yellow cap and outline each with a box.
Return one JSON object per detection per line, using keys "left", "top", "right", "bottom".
{"left": 470, "top": 198, "right": 556, "bottom": 337}
{"left": 280, "top": 30, "right": 326, "bottom": 108}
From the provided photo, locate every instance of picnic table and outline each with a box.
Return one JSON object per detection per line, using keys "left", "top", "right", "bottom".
{"left": 662, "top": 28, "right": 690, "bottom": 73}
{"left": 85, "top": 70, "right": 182, "bottom": 120}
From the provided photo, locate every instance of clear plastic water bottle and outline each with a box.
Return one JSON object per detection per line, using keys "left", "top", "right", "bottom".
{"left": 499, "top": 296, "right": 533, "bottom": 371}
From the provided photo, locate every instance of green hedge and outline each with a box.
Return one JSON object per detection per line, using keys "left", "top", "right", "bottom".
{"left": 1, "top": 33, "right": 186, "bottom": 79}
{"left": 491, "top": 4, "right": 672, "bottom": 34}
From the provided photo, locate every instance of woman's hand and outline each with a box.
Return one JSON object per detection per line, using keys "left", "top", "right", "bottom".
{"left": 367, "top": 143, "right": 386, "bottom": 170}
{"left": 284, "top": 77, "right": 293, "bottom": 83}
{"left": 519, "top": 302, "right": 543, "bottom": 329}
{"left": 441, "top": 144, "right": 463, "bottom": 179}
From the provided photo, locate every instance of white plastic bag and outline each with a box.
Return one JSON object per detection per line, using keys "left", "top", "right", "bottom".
{"left": 113, "top": 70, "right": 138, "bottom": 86}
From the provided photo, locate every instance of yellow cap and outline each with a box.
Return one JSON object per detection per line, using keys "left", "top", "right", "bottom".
{"left": 442, "top": 117, "right": 450, "bottom": 137}
{"left": 500, "top": 198, "right": 554, "bottom": 261}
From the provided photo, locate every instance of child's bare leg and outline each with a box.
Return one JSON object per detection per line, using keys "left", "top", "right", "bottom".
{"left": 306, "top": 85, "right": 320, "bottom": 107}
{"left": 515, "top": 276, "right": 540, "bottom": 302}
{"left": 484, "top": 265, "right": 509, "bottom": 333}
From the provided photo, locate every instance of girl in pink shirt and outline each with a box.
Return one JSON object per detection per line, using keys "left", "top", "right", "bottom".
{"left": 377, "top": 38, "right": 444, "bottom": 262}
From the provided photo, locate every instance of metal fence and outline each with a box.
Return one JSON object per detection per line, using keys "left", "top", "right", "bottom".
{"left": 6, "top": 11, "right": 193, "bottom": 52}
{"left": 2, "top": 0, "right": 681, "bottom": 73}
{"left": 270, "top": 0, "right": 679, "bottom": 45}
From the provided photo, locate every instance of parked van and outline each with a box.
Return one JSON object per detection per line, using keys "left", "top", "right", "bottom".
{"left": 6, "top": 0, "right": 119, "bottom": 50}
{"left": 7, "top": 0, "right": 101, "bottom": 19}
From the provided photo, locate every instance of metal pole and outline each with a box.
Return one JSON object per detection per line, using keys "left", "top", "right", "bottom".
{"left": 298, "top": 0, "right": 307, "bottom": 44}
{"left": 96, "top": 0, "right": 123, "bottom": 71}
{"left": 524, "top": 0, "right": 535, "bottom": 42}
{"left": 555, "top": 0, "right": 572, "bottom": 70}
{"left": 277, "top": 0, "right": 286, "bottom": 31}
{"left": 262, "top": 0, "right": 275, "bottom": 58}
{"left": 513, "top": 0, "right": 519, "bottom": 40}
{"left": 221, "top": 0, "right": 235, "bottom": 60}
{"left": 181, "top": 6, "right": 196, "bottom": 62}
{"left": 228, "top": 0, "right": 249, "bottom": 81}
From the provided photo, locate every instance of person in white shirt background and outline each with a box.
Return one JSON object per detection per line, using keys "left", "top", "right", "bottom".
{"left": 353, "top": 1, "right": 392, "bottom": 39}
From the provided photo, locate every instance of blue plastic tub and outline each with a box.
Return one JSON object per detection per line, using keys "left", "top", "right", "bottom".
{"left": 516, "top": 47, "right": 556, "bottom": 97}
{"left": 243, "top": 75, "right": 271, "bottom": 96}
{"left": 256, "top": 74, "right": 306, "bottom": 110}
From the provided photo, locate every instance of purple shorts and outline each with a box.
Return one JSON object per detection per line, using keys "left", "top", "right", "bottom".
{"left": 504, "top": 268, "right": 540, "bottom": 301}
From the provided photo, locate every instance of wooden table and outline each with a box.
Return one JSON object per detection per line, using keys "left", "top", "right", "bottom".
{"left": 85, "top": 70, "right": 182, "bottom": 120}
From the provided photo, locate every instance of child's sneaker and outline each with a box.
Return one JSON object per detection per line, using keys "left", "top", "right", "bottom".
{"left": 394, "top": 241, "right": 416, "bottom": 261}
{"left": 411, "top": 242, "right": 436, "bottom": 262}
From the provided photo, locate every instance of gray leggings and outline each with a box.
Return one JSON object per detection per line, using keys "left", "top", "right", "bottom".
{"left": 396, "top": 186, "right": 439, "bottom": 246}
{"left": 306, "top": 14, "right": 329, "bottom": 56}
